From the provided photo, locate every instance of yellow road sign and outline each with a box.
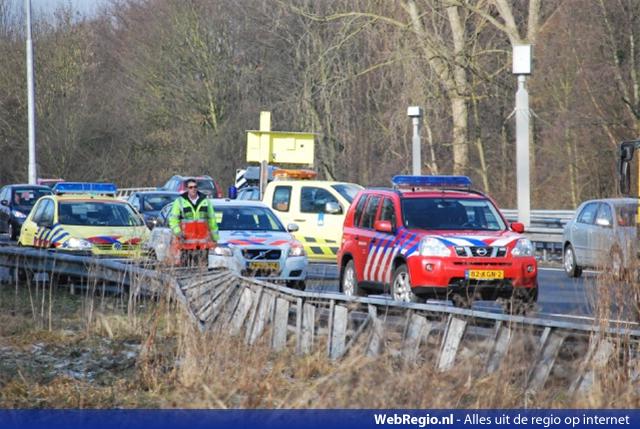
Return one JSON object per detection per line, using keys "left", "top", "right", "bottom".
{"left": 246, "top": 111, "right": 315, "bottom": 164}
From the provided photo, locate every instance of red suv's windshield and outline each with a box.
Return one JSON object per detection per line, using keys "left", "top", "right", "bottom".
{"left": 401, "top": 197, "right": 506, "bottom": 231}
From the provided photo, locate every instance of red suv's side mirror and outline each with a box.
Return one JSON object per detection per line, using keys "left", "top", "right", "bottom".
{"left": 510, "top": 222, "right": 525, "bottom": 233}
{"left": 374, "top": 220, "right": 393, "bottom": 233}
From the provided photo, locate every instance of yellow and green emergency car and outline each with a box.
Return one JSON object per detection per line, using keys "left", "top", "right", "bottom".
{"left": 261, "top": 170, "right": 363, "bottom": 262}
{"left": 18, "top": 183, "right": 150, "bottom": 258}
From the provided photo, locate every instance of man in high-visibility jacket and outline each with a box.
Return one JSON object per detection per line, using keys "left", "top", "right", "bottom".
{"left": 168, "top": 178, "right": 219, "bottom": 243}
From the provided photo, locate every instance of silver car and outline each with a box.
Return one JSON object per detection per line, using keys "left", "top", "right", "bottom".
{"left": 562, "top": 198, "right": 638, "bottom": 277}
{"left": 146, "top": 199, "right": 308, "bottom": 288}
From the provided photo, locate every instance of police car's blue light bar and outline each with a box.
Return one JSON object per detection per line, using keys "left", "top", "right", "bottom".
{"left": 52, "top": 182, "right": 118, "bottom": 195}
{"left": 391, "top": 175, "right": 472, "bottom": 190}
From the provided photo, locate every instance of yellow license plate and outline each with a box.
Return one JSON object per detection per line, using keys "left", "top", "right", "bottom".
{"left": 248, "top": 261, "right": 280, "bottom": 271}
{"left": 466, "top": 270, "right": 504, "bottom": 280}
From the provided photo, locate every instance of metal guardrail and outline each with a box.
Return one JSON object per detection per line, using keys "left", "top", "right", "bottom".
{"left": 0, "top": 245, "right": 638, "bottom": 394}
{"left": 502, "top": 209, "right": 576, "bottom": 260}
{"left": 0, "top": 247, "right": 171, "bottom": 296}
{"left": 501, "top": 209, "right": 576, "bottom": 225}
{"left": 115, "top": 187, "right": 158, "bottom": 199}
{"left": 176, "top": 269, "right": 640, "bottom": 394}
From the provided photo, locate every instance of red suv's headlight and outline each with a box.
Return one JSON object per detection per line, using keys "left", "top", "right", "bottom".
{"left": 419, "top": 237, "right": 451, "bottom": 257}
{"left": 511, "top": 238, "right": 534, "bottom": 257}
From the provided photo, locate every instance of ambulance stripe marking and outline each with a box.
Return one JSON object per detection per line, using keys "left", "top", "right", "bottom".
{"left": 394, "top": 230, "right": 409, "bottom": 249}
{"left": 432, "top": 237, "right": 459, "bottom": 247}
{"left": 458, "top": 235, "right": 498, "bottom": 243}
{"left": 404, "top": 234, "right": 421, "bottom": 256}
{"left": 369, "top": 236, "right": 388, "bottom": 281}
{"left": 376, "top": 229, "right": 405, "bottom": 282}
{"left": 89, "top": 236, "right": 120, "bottom": 244}
{"left": 36, "top": 228, "right": 48, "bottom": 247}
{"left": 365, "top": 236, "right": 381, "bottom": 280}
{"left": 329, "top": 247, "right": 339, "bottom": 255}
{"left": 363, "top": 238, "right": 377, "bottom": 281}
{"left": 375, "top": 240, "right": 394, "bottom": 282}
{"left": 405, "top": 244, "right": 420, "bottom": 256}
{"left": 454, "top": 236, "right": 487, "bottom": 246}
{"left": 48, "top": 230, "right": 62, "bottom": 242}
{"left": 42, "top": 228, "right": 55, "bottom": 242}
{"left": 386, "top": 247, "right": 401, "bottom": 283}
{"left": 36, "top": 228, "right": 46, "bottom": 240}
{"left": 51, "top": 232, "right": 69, "bottom": 243}
{"left": 434, "top": 236, "right": 474, "bottom": 247}
{"left": 382, "top": 230, "right": 409, "bottom": 283}
{"left": 400, "top": 233, "right": 419, "bottom": 255}
{"left": 402, "top": 233, "right": 418, "bottom": 250}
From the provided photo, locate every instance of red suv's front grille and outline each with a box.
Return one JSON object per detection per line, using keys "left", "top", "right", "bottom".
{"left": 454, "top": 246, "right": 507, "bottom": 257}
{"left": 452, "top": 261, "right": 512, "bottom": 267}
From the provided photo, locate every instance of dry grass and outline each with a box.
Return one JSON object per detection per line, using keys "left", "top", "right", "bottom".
{"left": 1, "top": 269, "right": 640, "bottom": 409}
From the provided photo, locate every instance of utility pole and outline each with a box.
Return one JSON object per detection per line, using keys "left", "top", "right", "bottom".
{"left": 26, "top": 0, "right": 37, "bottom": 184}
{"left": 513, "top": 45, "right": 532, "bottom": 228}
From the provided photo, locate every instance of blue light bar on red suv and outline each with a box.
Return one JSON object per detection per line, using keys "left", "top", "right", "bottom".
{"left": 52, "top": 182, "right": 118, "bottom": 195}
{"left": 391, "top": 175, "right": 472, "bottom": 190}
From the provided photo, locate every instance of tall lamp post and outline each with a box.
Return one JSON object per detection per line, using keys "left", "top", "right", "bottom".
{"left": 25, "top": 0, "right": 37, "bottom": 184}
{"left": 513, "top": 45, "right": 532, "bottom": 228}
{"left": 407, "top": 106, "right": 423, "bottom": 176}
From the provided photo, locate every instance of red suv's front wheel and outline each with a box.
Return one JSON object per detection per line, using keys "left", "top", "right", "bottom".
{"left": 391, "top": 264, "right": 421, "bottom": 303}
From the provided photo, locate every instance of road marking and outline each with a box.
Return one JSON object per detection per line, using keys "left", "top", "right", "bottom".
{"left": 540, "top": 267, "right": 598, "bottom": 274}
{"left": 538, "top": 312, "right": 638, "bottom": 325}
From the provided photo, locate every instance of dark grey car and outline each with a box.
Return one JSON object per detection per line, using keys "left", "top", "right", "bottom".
{"left": 127, "top": 191, "right": 180, "bottom": 229}
{"left": 0, "top": 184, "right": 52, "bottom": 240}
{"left": 562, "top": 198, "right": 638, "bottom": 277}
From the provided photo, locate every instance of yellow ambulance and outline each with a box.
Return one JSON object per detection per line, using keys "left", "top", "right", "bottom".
{"left": 18, "top": 183, "right": 150, "bottom": 258}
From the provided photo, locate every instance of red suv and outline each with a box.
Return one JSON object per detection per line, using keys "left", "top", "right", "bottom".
{"left": 337, "top": 175, "right": 537, "bottom": 308}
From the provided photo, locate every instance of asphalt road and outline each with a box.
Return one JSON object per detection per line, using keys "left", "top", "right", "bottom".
{"left": 1, "top": 231, "right": 630, "bottom": 322}
{"left": 306, "top": 264, "right": 632, "bottom": 321}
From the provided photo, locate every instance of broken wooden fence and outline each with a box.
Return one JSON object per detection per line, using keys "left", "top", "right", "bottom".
{"left": 175, "top": 268, "right": 640, "bottom": 395}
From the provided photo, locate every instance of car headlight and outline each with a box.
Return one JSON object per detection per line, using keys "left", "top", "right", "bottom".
{"left": 11, "top": 210, "right": 26, "bottom": 219}
{"left": 511, "top": 238, "right": 534, "bottom": 257}
{"left": 61, "top": 237, "right": 93, "bottom": 250}
{"left": 212, "top": 246, "right": 233, "bottom": 256}
{"left": 419, "top": 237, "right": 451, "bottom": 257}
{"left": 288, "top": 241, "right": 306, "bottom": 257}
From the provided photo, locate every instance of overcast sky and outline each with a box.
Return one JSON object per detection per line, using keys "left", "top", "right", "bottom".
{"left": 28, "top": 0, "right": 106, "bottom": 17}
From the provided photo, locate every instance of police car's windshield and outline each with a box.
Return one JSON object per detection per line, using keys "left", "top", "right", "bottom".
{"left": 331, "top": 184, "right": 361, "bottom": 203}
{"left": 217, "top": 206, "right": 285, "bottom": 232}
{"left": 401, "top": 198, "right": 506, "bottom": 231}
{"left": 59, "top": 202, "right": 145, "bottom": 227}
